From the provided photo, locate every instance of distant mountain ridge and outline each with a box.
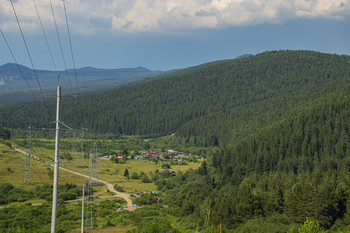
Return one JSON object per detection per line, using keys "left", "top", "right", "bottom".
{"left": 71, "top": 66, "right": 151, "bottom": 76}
{"left": 3, "top": 50, "right": 350, "bottom": 147}
{"left": 0, "top": 63, "right": 41, "bottom": 83}
{"left": 0, "top": 63, "right": 169, "bottom": 105}
{"left": 0, "top": 63, "right": 160, "bottom": 86}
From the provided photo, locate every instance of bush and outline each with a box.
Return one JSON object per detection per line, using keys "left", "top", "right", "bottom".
{"left": 114, "top": 184, "right": 125, "bottom": 192}
{"left": 57, "top": 192, "right": 76, "bottom": 201}
{"left": 133, "top": 193, "right": 158, "bottom": 205}
{"left": 131, "top": 172, "right": 140, "bottom": 179}
{"left": 141, "top": 174, "right": 151, "bottom": 183}
{"left": 6, "top": 188, "right": 33, "bottom": 203}
{"left": 298, "top": 218, "right": 325, "bottom": 233}
{"left": 0, "top": 183, "right": 14, "bottom": 196}
{"left": 162, "top": 163, "right": 171, "bottom": 169}
{"left": 128, "top": 216, "right": 180, "bottom": 233}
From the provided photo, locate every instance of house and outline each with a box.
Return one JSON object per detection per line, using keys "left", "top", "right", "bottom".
{"left": 196, "top": 156, "right": 204, "bottom": 160}
{"left": 117, "top": 154, "right": 123, "bottom": 159}
{"left": 168, "top": 149, "right": 180, "bottom": 154}
{"left": 175, "top": 154, "right": 186, "bottom": 159}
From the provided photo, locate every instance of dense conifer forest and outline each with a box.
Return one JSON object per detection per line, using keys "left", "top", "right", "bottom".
{"left": 158, "top": 86, "right": 350, "bottom": 232}
{"left": 2, "top": 50, "right": 350, "bottom": 147}
{"left": 2, "top": 50, "right": 350, "bottom": 232}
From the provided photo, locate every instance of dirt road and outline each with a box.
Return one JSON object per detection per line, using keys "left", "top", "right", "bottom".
{"left": 11, "top": 145, "right": 135, "bottom": 210}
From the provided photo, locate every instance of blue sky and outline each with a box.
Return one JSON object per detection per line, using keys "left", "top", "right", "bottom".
{"left": 1, "top": 0, "right": 350, "bottom": 71}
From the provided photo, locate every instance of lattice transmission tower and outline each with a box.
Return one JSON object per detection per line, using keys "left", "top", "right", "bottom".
{"left": 89, "top": 142, "right": 99, "bottom": 181}
{"left": 23, "top": 125, "right": 33, "bottom": 184}
{"left": 84, "top": 142, "right": 100, "bottom": 230}
{"left": 72, "top": 132, "right": 77, "bottom": 168}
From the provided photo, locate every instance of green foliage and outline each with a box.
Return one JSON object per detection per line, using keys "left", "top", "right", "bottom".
{"left": 124, "top": 168, "right": 130, "bottom": 180}
{"left": 133, "top": 193, "right": 158, "bottom": 205}
{"left": 209, "top": 87, "right": 350, "bottom": 177}
{"left": 114, "top": 184, "right": 125, "bottom": 192}
{"left": 0, "top": 183, "right": 81, "bottom": 206}
{"left": 0, "top": 125, "right": 10, "bottom": 140}
{"left": 0, "top": 202, "right": 80, "bottom": 232}
{"left": 4, "top": 51, "right": 350, "bottom": 232}
{"left": 98, "top": 198, "right": 126, "bottom": 217}
{"left": 159, "top": 87, "right": 350, "bottom": 231}
{"left": 0, "top": 183, "right": 15, "bottom": 204}
{"left": 143, "top": 143, "right": 150, "bottom": 150}
{"left": 59, "top": 151, "right": 73, "bottom": 161}
{"left": 141, "top": 174, "right": 151, "bottom": 183}
{"left": 162, "top": 163, "right": 171, "bottom": 169}
{"left": 47, "top": 167, "right": 53, "bottom": 179}
{"left": 131, "top": 172, "right": 140, "bottom": 179}
{"left": 127, "top": 217, "right": 180, "bottom": 233}
{"left": 4, "top": 51, "right": 350, "bottom": 148}
{"left": 298, "top": 218, "right": 324, "bottom": 233}
{"left": 231, "top": 215, "right": 295, "bottom": 233}
{"left": 127, "top": 207, "right": 180, "bottom": 233}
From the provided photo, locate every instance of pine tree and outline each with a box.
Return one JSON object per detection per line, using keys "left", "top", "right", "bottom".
{"left": 124, "top": 168, "right": 129, "bottom": 180}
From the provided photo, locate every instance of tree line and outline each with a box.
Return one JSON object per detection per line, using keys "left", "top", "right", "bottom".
{"left": 2, "top": 50, "right": 350, "bottom": 148}
{"left": 157, "top": 86, "right": 350, "bottom": 232}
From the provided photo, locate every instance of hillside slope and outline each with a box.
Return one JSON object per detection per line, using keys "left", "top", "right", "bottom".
{"left": 160, "top": 86, "right": 350, "bottom": 232}
{"left": 2, "top": 50, "right": 350, "bottom": 147}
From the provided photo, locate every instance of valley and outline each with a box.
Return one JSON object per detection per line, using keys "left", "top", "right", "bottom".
{"left": 1, "top": 50, "right": 350, "bottom": 232}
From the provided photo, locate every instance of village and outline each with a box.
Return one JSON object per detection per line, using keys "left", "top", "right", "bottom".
{"left": 104, "top": 149, "right": 204, "bottom": 162}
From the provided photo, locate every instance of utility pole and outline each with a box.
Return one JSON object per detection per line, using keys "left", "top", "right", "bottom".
{"left": 51, "top": 72, "right": 61, "bottom": 233}
{"left": 85, "top": 176, "right": 93, "bottom": 230}
{"left": 80, "top": 128, "right": 86, "bottom": 167}
{"left": 85, "top": 142, "right": 99, "bottom": 230}
{"left": 81, "top": 185, "right": 85, "bottom": 233}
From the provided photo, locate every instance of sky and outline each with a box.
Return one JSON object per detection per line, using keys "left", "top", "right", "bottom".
{"left": 0, "top": 0, "right": 350, "bottom": 71}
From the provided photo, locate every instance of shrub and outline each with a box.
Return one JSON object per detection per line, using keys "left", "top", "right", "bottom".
{"left": 141, "top": 174, "right": 151, "bottom": 183}
{"left": 131, "top": 172, "right": 140, "bottom": 179}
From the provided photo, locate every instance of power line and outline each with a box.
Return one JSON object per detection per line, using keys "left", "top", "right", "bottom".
{"left": 0, "top": 28, "right": 40, "bottom": 105}
{"left": 33, "top": 0, "right": 58, "bottom": 72}
{"left": 0, "top": 27, "right": 48, "bottom": 126}
{"left": 62, "top": 0, "right": 83, "bottom": 123}
{"left": 49, "top": 0, "right": 74, "bottom": 95}
{"left": 9, "top": 0, "right": 50, "bottom": 116}
{"left": 62, "top": 0, "right": 81, "bottom": 99}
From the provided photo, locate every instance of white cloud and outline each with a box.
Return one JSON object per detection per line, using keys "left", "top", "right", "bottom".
{"left": 0, "top": 0, "right": 349, "bottom": 34}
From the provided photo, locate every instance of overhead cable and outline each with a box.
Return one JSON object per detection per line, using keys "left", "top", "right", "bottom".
{"left": 62, "top": 0, "right": 81, "bottom": 99}
{"left": 33, "top": 0, "right": 58, "bottom": 72}
{"left": 49, "top": 0, "right": 74, "bottom": 95}
{"left": 9, "top": 0, "right": 50, "bottom": 114}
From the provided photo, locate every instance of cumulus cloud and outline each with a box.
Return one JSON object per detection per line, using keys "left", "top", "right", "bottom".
{"left": 0, "top": 0, "right": 349, "bottom": 34}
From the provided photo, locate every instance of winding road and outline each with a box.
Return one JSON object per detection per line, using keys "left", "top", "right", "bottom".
{"left": 11, "top": 145, "right": 135, "bottom": 210}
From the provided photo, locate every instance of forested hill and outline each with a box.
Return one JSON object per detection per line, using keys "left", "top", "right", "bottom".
{"left": 161, "top": 85, "right": 350, "bottom": 232}
{"left": 211, "top": 85, "right": 350, "bottom": 177}
{"left": 2, "top": 50, "right": 350, "bottom": 147}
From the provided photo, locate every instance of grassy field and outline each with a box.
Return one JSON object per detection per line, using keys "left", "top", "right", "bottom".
{"left": 0, "top": 142, "right": 83, "bottom": 188}
{"left": 1, "top": 139, "right": 202, "bottom": 233}
{"left": 96, "top": 158, "right": 201, "bottom": 193}
{"left": 1, "top": 139, "right": 202, "bottom": 193}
